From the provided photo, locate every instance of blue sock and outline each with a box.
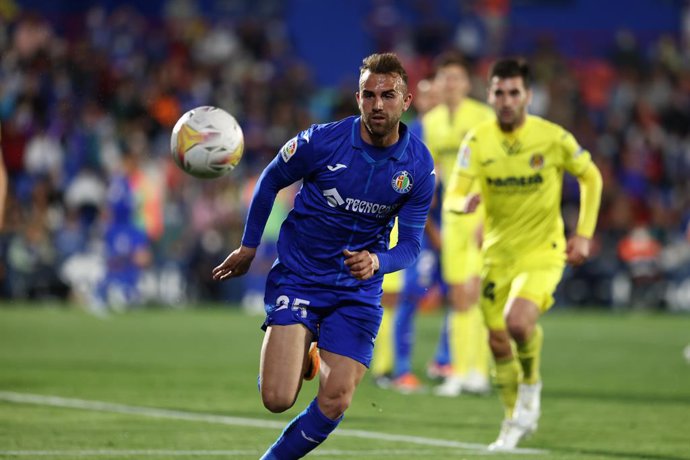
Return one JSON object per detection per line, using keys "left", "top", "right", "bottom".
{"left": 434, "top": 311, "right": 451, "bottom": 366}
{"left": 393, "top": 296, "right": 418, "bottom": 377}
{"left": 260, "top": 398, "right": 342, "bottom": 460}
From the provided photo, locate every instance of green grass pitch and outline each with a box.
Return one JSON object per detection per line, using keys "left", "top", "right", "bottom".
{"left": 1, "top": 303, "right": 689, "bottom": 459}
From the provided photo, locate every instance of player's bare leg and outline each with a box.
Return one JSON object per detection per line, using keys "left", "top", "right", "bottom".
{"left": 259, "top": 324, "right": 313, "bottom": 413}
{"left": 316, "top": 349, "right": 368, "bottom": 419}
{"left": 259, "top": 348, "right": 365, "bottom": 459}
{"left": 506, "top": 297, "right": 543, "bottom": 432}
{"left": 504, "top": 297, "right": 540, "bottom": 344}
{"left": 489, "top": 297, "right": 543, "bottom": 450}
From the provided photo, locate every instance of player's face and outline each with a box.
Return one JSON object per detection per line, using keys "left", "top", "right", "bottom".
{"left": 487, "top": 76, "right": 532, "bottom": 131}
{"left": 357, "top": 70, "right": 412, "bottom": 146}
{"left": 414, "top": 79, "right": 440, "bottom": 115}
{"left": 436, "top": 64, "right": 470, "bottom": 105}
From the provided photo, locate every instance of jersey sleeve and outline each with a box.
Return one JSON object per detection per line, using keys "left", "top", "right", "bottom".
{"left": 271, "top": 127, "right": 320, "bottom": 183}
{"left": 575, "top": 162, "right": 603, "bottom": 238}
{"left": 558, "top": 127, "right": 602, "bottom": 237}
{"left": 560, "top": 128, "right": 592, "bottom": 177}
{"left": 241, "top": 128, "right": 319, "bottom": 248}
{"left": 376, "top": 162, "right": 436, "bottom": 274}
{"left": 443, "top": 133, "right": 478, "bottom": 213}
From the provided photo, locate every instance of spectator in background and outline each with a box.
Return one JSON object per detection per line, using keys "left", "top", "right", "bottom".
{"left": 0, "top": 3, "right": 687, "bottom": 312}
{"left": 93, "top": 152, "right": 152, "bottom": 313}
{"left": 0, "top": 125, "right": 7, "bottom": 231}
{"left": 7, "top": 219, "right": 64, "bottom": 299}
{"left": 618, "top": 225, "right": 664, "bottom": 308}
{"left": 0, "top": 124, "right": 9, "bottom": 297}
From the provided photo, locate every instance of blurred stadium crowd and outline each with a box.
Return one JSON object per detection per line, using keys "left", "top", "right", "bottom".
{"left": 1, "top": 1, "right": 689, "bottom": 312}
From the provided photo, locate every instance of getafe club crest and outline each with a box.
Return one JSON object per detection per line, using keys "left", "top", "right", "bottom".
{"left": 529, "top": 153, "right": 544, "bottom": 170}
{"left": 391, "top": 170, "right": 413, "bottom": 193}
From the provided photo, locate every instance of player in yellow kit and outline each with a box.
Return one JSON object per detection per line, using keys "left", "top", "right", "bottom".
{"left": 371, "top": 78, "right": 440, "bottom": 391}
{"left": 445, "top": 58, "right": 602, "bottom": 450}
{"left": 422, "top": 51, "right": 494, "bottom": 396}
{"left": 370, "top": 218, "right": 402, "bottom": 387}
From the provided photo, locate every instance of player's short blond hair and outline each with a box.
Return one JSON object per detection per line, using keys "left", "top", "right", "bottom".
{"left": 359, "top": 53, "right": 408, "bottom": 92}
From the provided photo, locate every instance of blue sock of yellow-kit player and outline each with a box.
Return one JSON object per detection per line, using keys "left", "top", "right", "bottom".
{"left": 260, "top": 398, "right": 342, "bottom": 459}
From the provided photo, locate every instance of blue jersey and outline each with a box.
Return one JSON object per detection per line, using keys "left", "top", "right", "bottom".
{"left": 242, "top": 116, "right": 435, "bottom": 292}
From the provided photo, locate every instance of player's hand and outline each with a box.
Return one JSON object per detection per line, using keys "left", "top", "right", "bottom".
{"left": 566, "top": 235, "right": 591, "bottom": 266}
{"left": 212, "top": 245, "right": 257, "bottom": 281}
{"left": 343, "top": 249, "right": 379, "bottom": 280}
{"left": 464, "top": 193, "right": 481, "bottom": 214}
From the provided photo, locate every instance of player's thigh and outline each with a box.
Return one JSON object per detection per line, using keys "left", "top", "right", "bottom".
{"left": 508, "top": 264, "right": 565, "bottom": 314}
{"left": 503, "top": 297, "right": 541, "bottom": 341}
{"left": 260, "top": 324, "right": 312, "bottom": 401}
{"left": 479, "top": 264, "right": 512, "bottom": 331}
{"left": 480, "top": 263, "right": 564, "bottom": 331}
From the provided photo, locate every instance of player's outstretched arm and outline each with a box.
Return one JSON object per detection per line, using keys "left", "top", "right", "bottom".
{"left": 567, "top": 162, "right": 603, "bottom": 266}
{"left": 212, "top": 245, "right": 257, "bottom": 280}
{"left": 443, "top": 165, "right": 478, "bottom": 215}
{"left": 443, "top": 191, "right": 481, "bottom": 215}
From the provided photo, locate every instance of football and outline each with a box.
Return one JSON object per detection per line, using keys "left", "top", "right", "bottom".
{"left": 170, "top": 106, "right": 244, "bottom": 179}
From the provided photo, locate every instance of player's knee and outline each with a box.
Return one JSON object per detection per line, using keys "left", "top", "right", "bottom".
{"left": 489, "top": 332, "right": 512, "bottom": 359}
{"left": 450, "top": 282, "right": 479, "bottom": 311}
{"left": 318, "top": 391, "right": 352, "bottom": 419}
{"left": 261, "top": 388, "right": 297, "bottom": 413}
{"left": 506, "top": 317, "right": 531, "bottom": 343}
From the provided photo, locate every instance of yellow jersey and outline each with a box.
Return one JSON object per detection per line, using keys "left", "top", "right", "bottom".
{"left": 422, "top": 98, "right": 494, "bottom": 185}
{"left": 446, "top": 115, "right": 595, "bottom": 265}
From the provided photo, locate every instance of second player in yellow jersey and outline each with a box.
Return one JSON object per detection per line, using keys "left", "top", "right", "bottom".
{"left": 422, "top": 51, "right": 494, "bottom": 396}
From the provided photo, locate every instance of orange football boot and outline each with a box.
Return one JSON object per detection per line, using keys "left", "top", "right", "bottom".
{"left": 303, "top": 342, "right": 320, "bottom": 381}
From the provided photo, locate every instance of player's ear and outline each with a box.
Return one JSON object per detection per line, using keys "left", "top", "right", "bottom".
{"left": 525, "top": 88, "right": 533, "bottom": 107}
{"left": 403, "top": 93, "right": 413, "bottom": 111}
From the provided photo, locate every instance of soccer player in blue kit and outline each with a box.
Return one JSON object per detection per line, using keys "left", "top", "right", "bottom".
{"left": 212, "top": 53, "right": 435, "bottom": 459}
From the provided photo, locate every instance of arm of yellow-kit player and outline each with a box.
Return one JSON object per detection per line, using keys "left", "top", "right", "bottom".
{"left": 443, "top": 172, "right": 479, "bottom": 214}
{"left": 575, "top": 162, "right": 603, "bottom": 239}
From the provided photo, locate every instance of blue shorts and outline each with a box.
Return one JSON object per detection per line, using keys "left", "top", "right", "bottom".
{"left": 402, "top": 243, "right": 446, "bottom": 301}
{"left": 262, "top": 263, "right": 383, "bottom": 367}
